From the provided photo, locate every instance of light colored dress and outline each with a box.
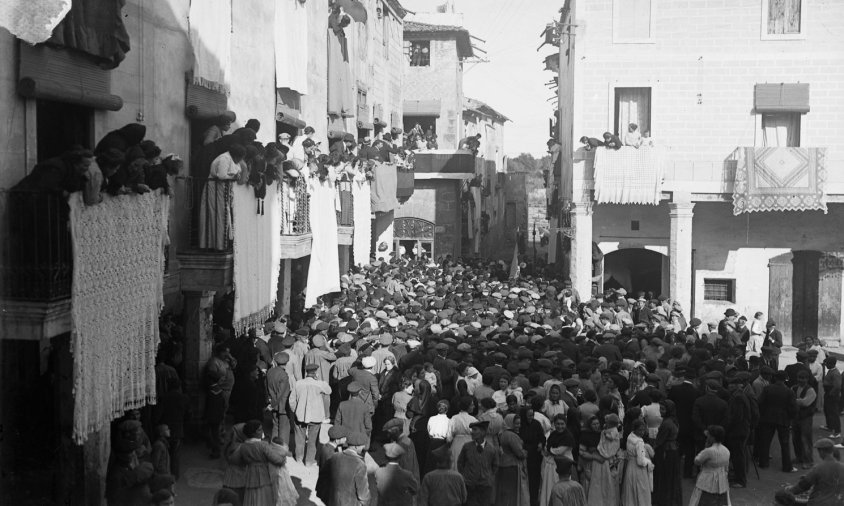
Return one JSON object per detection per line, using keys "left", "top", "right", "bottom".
{"left": 689, "top": 443, "right": 731, "bottom": 506}
{"left": 621, "top": 433, "right": 654, "bottom": 506}
{"left": 586, "top": 427, "right": 622, "bottom": 506}
{"left": 448, "top": 411, "right": 477, "bottom": 470}
{"left": 393, "top": 390, "right": 413, "bottom": 436}
{"left": 269, "top": 442, "right": 298, "bottom": 505}
{"left": 642, "top": 403, "right": 663, "bottom": 440}
{"left": 539, "top": 435, "right": 574, "bottom": 506}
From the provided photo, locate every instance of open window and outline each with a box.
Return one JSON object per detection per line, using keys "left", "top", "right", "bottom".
{"left": 754, "top": 83, "right": 809, "bottom": 146}
{"left": 760, "top": 113, "right": 800, "bottom": 147}
{"left": 36, "top": 100, "right": 93, "bottom": 161}
{"left": 762, "top": 0, "right": 803, "bottom": 40}
{"left": 408, "top": 40, "right": 430, "bottom": 66}
{"left": 613, "top": 87, "right": 651, "bottom": 138}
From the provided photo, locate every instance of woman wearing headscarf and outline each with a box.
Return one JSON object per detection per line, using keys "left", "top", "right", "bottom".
{"left": 586, "top": 413, "right": 622, "bottom": 506}
{"left": 652, "top": 400, "right": 682, "bottom": 506}
{"left": 450, "top": 379, "right": 477, "bottom": 416}
{"left": 539, "top": 414, "right": 576, "bottom": 506}
{"left": 543, "top": 384, "right": 568, "bottom": 420}
{"left": 228, "top": 420, "right": 288, "bottom": 506}
{"left": 448, "top": 396, "right": 478, "bottom": 470}
{"left": 519, "top": 406, "right": 546, "bottom": 506}
{"left": 222, "top": 423, "right": 248, "bottom": 502}
{"left": 374, "top": 356, "right": 401, "bottom": 430}
{"left": 406, "top": 379, "right": 436, "bottom": 476}
{"left": 670, "top": 301, "right": 688, "bottom": 333}
{"left": 496, "top": 413, "right": 530, "bottom": 506}
{"left": 577, "top": 415, "right": 602, "bottom": 493}
{"left": 688, "top": 425, "right": 731, "bottom": 506}
{"left": 620, "top": 419, "right": 654, "bottom": 506}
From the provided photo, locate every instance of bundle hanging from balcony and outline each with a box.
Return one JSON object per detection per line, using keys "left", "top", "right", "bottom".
{"left": 68, "top": 190, "right": 170, "bottom": 443}
{"left": 593, "top": 146, "right": 665, "bottom": 205}
{"left": 732, "top": 147, "right": 827, "bottom": 215}
{"left": 231, "top": 183, "right": 283, "bottom": 334}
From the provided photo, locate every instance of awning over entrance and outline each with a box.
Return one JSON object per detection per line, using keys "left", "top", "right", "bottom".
{"left": 403, "top": 99, "right": 441, "bottom": 117}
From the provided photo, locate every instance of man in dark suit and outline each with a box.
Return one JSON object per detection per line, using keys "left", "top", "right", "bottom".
{"left": 757, "top": 370, "right": 798, "bottom": 471}
{"left": 693, "top": 380, "right": 729, "bottom": 454}
{"left": 335, "top": 382, "right": 373, "bottom": 446}
{"left": 457, "top": 421, "right": 499, "bottom": 506}
{"left": 724, "top": 374, "right": 757, "bottom": 487}
{"left": 348, "top": 357, "right": 381, "bottom": 414}
{"left": 669, "top": 368, "right": 702, "bottom": 478}
{"left": 376, "top": 443, "right": 419, "bottom": 506}
{"left": 593, "top": 333, "right": 623, "bottom": 362}
{"left": 266, "top": 352, "right": 292, "bottom": 446}
{"left": 318, "top": 432, "right": 371, "bottom": 506}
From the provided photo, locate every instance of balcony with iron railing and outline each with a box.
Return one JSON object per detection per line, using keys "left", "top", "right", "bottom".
{"left": 572, "top": 145, "right": 841, "bottom": 201}
{"left": 0, "top": 189, "right": 74, "bottom": 339}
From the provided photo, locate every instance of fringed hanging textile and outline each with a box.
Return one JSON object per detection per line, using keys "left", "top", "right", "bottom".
{"left": 732, "top": 147, "right": 827, "bottom": 215}
{"left": 231, "top": 183, "right": 282, "bottom": 335}
{"left": 593, "top": 146, "right": 665, "bottom": 205}
{"left": 69, "top": 191, "right": 169, "bottom": 443}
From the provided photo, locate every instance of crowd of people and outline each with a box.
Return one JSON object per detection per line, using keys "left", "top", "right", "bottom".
{"left": 121, "top": 253, "right": 844, "bottom": 506}
{"left": 183, "top": 254, "right": 844, "bottom": 506}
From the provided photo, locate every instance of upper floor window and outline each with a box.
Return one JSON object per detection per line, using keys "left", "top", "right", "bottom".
{"left": 408, "top": 40, "right": 430, "bottom": 66}
{"left": 762, "top": 0, "right": 804, "bottom": 40}
{"left": 612, "top": 0, "right": 654, "bottom": 44}
{"left": 761, "top": 113, "right": 801, "bottom": 147}
{"left": 614, "top": 87, "right": 651, "bottom": 138}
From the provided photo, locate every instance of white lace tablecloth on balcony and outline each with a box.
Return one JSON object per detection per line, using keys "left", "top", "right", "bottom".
{"left": 732, "top": 147, "right": 827, "bottom": 215}
{"left": 68, "top": 190, "right": 170, "bottom": 443}
{"left": 232, "top": 183, "right": 282, "bottom": 334}
{"left": 593, "top": 146, "right": 665, "bottom": 205}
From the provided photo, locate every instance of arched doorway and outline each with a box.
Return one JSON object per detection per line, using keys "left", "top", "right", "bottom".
{"left": 393, "top": 217, "right": 435, "bottom": 260}
{"left": 603, "top": 248, "right": 666, "bottom": 298}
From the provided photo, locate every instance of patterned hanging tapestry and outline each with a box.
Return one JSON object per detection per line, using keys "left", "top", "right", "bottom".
{"left": 231, "top": 183, "right": 282, "bottom": 335}
{"left": 69, "top": 191, "right": 170, "bottom": 443}
{"left": 593, "top": 146, "right": 665, "bottom": 205}
{"left": 732, "top": 147, "right": 827, "bottom": 215}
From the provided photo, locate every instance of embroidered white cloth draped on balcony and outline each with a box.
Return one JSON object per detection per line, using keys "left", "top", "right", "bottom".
{"left": 306, "top": 175, "right": 341, "bottom": 307}
{"left": 593, "top": 146, "right": 665, "bottom": 205}
{"left": 732, "top": 147, "right": 828, "bottom": 215}
{"left": 68, "top": 191, "right": 169, "bottom": 443}
{"left": 232, "top": 183, "right": 282, "bottom": 334}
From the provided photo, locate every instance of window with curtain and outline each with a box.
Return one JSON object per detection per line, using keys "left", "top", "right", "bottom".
{"left": 614, "top": 87, "right": 651, "bottom": 137}
{"left": 613, "top": 0, "right": 653, "bottom": 42}
{"left": 760, "top": 113, "right": 801, "bottom": 147}
{"left": 767, "top": 0, "right": 801, "bottom": 35}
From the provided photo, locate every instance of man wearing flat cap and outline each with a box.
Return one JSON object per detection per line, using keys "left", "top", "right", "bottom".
{"left": 348, "top": 356, "right": 381, "bottom": 414}
{"left": 786, "top": 438, "right": 844, "bottom": 504}
{"left": 319, "top": 431, "right": 371, "bottom": 506}
{"left": 305, "top": 332, "right": 337, "bottom": 383}
{"left": 289, "top": 363, "right": 332, "bottom": 466}
{"left": 335, "top": 382, "right": 373, "bottom": 447}
{"left": 457, "top": 421, "right": 499, "bottom": 506}
{"left": 376, "top": 443, "right": 419, "bottom": 506}
{"left": 266, "top": 352, "right": 293, "bottom": 445}
{"left": 692, "top": 380, "right": 728, "bottom": 458}
{"left": 384, "top": 417, "right": 421, "bottom": 483}
{"left": 419, "top": 444, "right": 467, "bottom": 506}
{"left": 757, "top": 370, "right": 797, "bottom": 471}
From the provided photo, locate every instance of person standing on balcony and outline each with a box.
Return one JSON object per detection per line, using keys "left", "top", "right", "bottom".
{"left": 202, "top": 112, "right": 236, "bottom": 146}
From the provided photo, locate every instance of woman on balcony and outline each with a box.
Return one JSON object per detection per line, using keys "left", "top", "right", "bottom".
{"left": 199, "top": 144, "right": 245, "bottom": 250}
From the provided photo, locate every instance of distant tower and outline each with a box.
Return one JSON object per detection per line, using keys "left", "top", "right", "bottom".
{"left": 436, "top": 0, "right": 457, "bottom": 13}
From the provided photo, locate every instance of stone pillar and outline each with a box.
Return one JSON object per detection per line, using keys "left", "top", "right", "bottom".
{"left": 182, "top": 290, "right": 215, "bottom": 431}
{"left": 276, "top": 259, "right": 292, "bottom": 317}
{"left": 668, "top": 201, "right": 695, "bottom": 310}
{"left": 570, "top": 201, "right": 593, "bottom": 299}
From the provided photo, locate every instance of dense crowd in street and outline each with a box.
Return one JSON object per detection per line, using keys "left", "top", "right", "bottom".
{"left": 119, "top": 256, "right": 844, "bottom": 506}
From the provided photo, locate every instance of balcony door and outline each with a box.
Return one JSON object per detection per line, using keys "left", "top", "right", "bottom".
{"left": 614, "top": 87, "right": 651, "bottom": 137}
{"left": 760, "top": 113, "right": 801, "bottom": 147}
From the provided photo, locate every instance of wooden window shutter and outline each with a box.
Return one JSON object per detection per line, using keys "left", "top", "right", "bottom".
{"left": 754, "top": 83, "right": 810, "bottom": 113}
{"left": 18, "top": 43, "right": 122, "bottom": 111}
